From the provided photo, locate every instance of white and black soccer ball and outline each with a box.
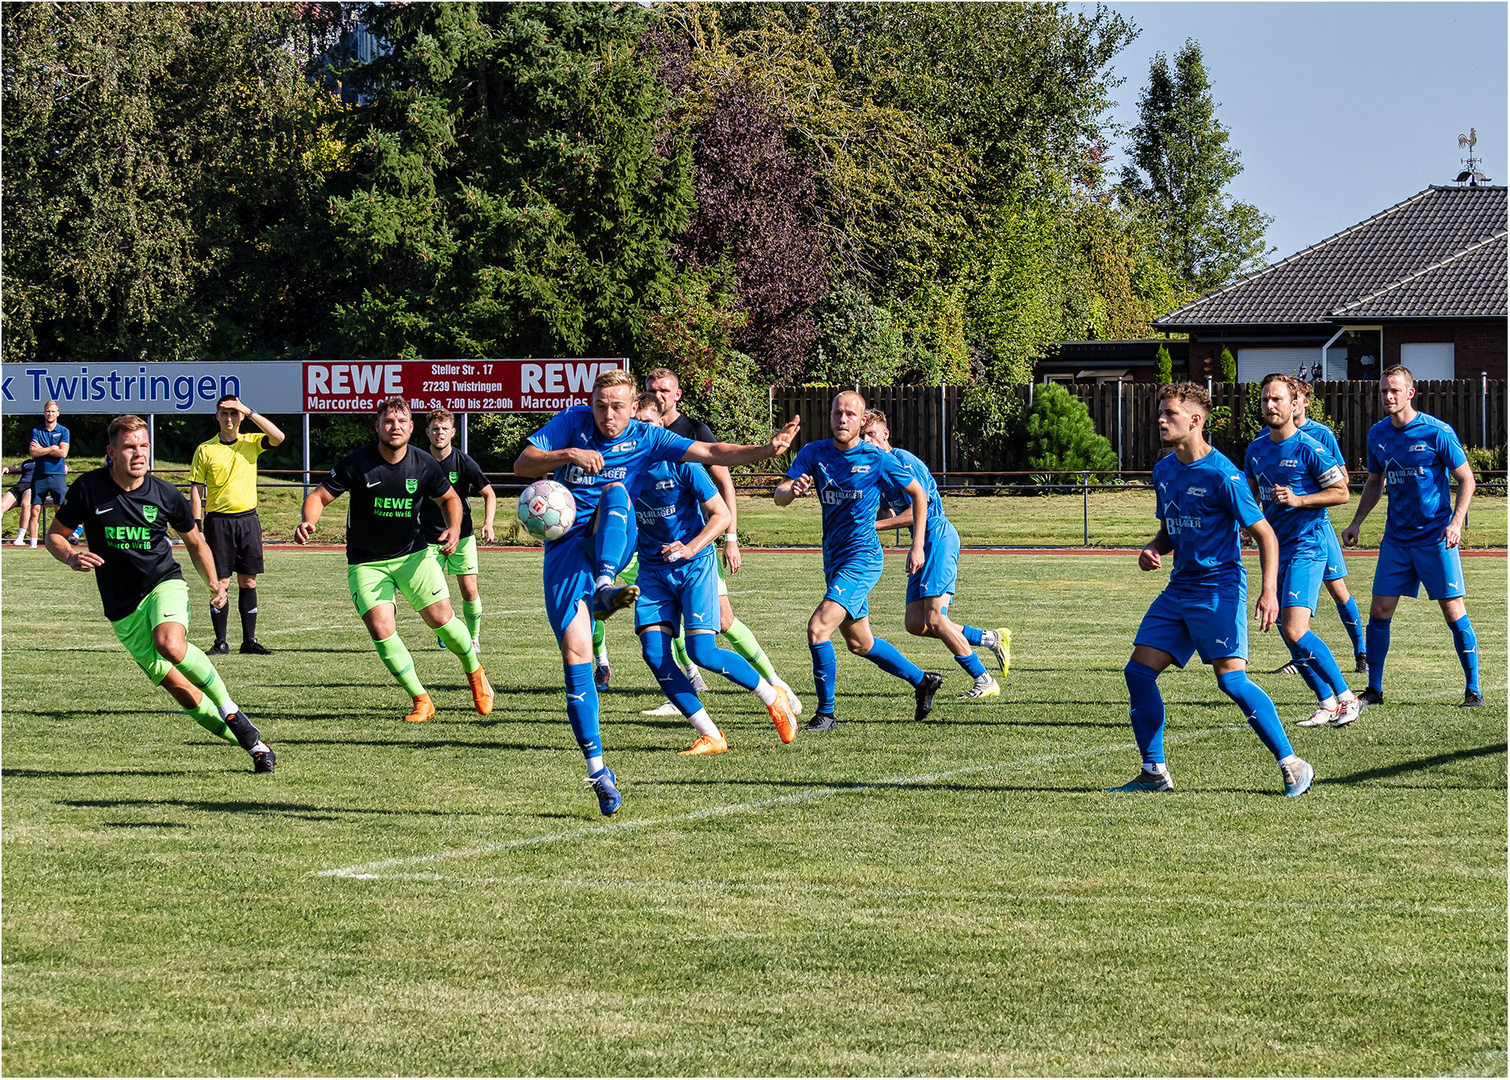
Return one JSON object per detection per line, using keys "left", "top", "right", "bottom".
{"left": 517, "top": 479, "right": 577, "bottom": 541}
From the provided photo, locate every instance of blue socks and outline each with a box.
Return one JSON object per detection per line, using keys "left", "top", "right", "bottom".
{"left": 1450, "top": 614, "right": 1481, "bottom": 694}
{"left": 685, "top": 633, "right": 762, "bottom": 692}
{"left": 1336, "top": 596, "right": 1364, "bottom": 654}
{"left": 593, "top": 484, "right": 634, "bottom": 583}
{"left": 1365, "top": 617, "right": 1391, "bottom": 693}
{"left": 640, "top": 631, "right": 703, "bottom": 717}
{"left": 1216, "top": 669, "right": 1293, "bottom": 761}
{"left": 1289, "top": 630, "right": 1350, "bottom": 701}
{"left": 954, "top": 651, "right": 988, "bottom": 679}
{"left": 809, "top": 641, "right": 837, "bottom": 714}
{"left": 1124, "top": 660, "right": 1166, "bottom": 766}
{"left": 861, "top": 636, "right": 924, "bottom": 686}
{"left": 959, "top": 625, "right": 985, "bottom": 647}
{"left": 563, "top": 662, "right": 602, "bottom": 758}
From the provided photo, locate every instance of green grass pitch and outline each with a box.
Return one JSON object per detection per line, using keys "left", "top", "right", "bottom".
{"left": 2, "top": 545, "right": 1504, "bottom": 1075}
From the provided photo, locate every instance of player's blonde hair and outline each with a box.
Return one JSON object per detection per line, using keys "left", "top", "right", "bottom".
{"left": 593, "top": 368, "right": 636, "bottom": 393}
{"left": 1381, "top": 364, "right": 1415, "bottom": 387}
{"left": 644, "top": 367, "right": 679, "bottom": 387}
{"left": 1157, "top": 382, "right": 1213, "bottom": 416}
{"left": 862, "top": 408, "right": 888, "bottom": 429}
{"left": 375, "top": 397, "right": 411, "bottom": 420}
{"left": 107, "top": 414, "right": 149, "bottom": 445}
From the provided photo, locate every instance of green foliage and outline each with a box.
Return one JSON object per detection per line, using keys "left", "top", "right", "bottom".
{"left": 1155, "top": 345, "right": 1173, "bottom": 383}
{"left": 1466, "top": 445, "right": 1506, "bottom": 473}
{"left": 954, "top": 378, "right": 1026, "bottom": 470}
{"left": 1219, "top": 347, "right": 1238, "bottom": 381}
{"left": 1021, "top": 383, "right": 1117, "bottom": 472}
{"left": 808, "top": 283, "right": 905, "bottom": 387}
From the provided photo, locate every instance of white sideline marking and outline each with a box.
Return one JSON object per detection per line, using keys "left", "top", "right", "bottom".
{"left": 1437, "top": 1049, "right": 1509, "bottom": 1077}
{"left": 316, "top": 726, "right": 1245, "bottom": 879}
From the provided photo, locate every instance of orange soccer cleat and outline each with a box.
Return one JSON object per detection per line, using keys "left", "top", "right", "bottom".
{"left": 766, "top": 694, "right": 797, "bottom": 744}
{"left": 678, "top": 733, "right": 729, "bottom": 756}
{"left": 404, "top": 693, "right": 436, "bottom": 724}
{"left": 467, "top": 666, "right": 495, "bottom": 716}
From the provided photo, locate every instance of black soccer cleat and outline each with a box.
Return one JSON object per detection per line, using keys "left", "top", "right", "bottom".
{"left": 1354, "top": 652, "right": 1369, "bottom": 676}
{"left": 1269, "top": 659, "right": 1301, "bottom": 675}
{"left": 252, "top": 746, "right": 276, "bottom": 774}
{"left": 1358, "top": 688, "right": 1384, "bottom": 707}
{"left": 913, "top": 671, "right": 945, "bottom": 722}
{"left": 803, "top": 713, "right": 837, "bottom": 732}
{"left": 591, "top": 583, "right": 639, "bottom": 622}
{"left": 1461, "top": 690, "right": 1485, "bottom": 709}
{"left": 240, "top": 639, "right": 272, "bottom": 656}
{"left": 222, "top": 710, "right": 264, "bottom": 752}
{"left": 207, "top": 640, "right": 230, "bottom": 656}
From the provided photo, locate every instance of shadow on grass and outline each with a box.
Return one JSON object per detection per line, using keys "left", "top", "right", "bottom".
{"left": 3, "top": 767, "right": 194, "bottom": 780}
{"left": 275, "top": 736, "right": 567, "bottom": 753}
{"left": 59, "top": 797, "right": 488, "bottom": 819}
{"left": 1322, "top": 742, "right": 1507, "bottom": 786}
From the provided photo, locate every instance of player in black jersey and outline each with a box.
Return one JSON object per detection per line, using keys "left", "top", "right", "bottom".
{"left": 47, "top": 415, "right": 275, "bottom": 772}
{"left": 421, "top": 409, "right": 496, "bottom": 652}
{"left": 296, "top": 398, "right": 494, "bottom": 723}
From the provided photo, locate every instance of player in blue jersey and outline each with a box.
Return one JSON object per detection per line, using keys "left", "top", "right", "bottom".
{"left": 860, "top": 409, "right": 1010, "bottom": 699}
{"left": 627, "top": 396, "right": 798, "bottom": 754}
{"left": 773, "top": 391, "right": 943, "bottom": 731}
{"left": 1244, "top": 375, "right": 1361, "bottom": 728}
{"left": 1341, "top": 366, "right": 1482, "bottom": 708}
{"left": 1280, "top": 380, "right": 1367, "bottom": 674}
{"left": 514, "top": 369, "right": 800, "bottom": 814}
{"left": 1115, "top": 383, "right": 1314, "bottom": 797}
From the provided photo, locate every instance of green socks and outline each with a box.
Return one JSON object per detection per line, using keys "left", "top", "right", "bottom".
{"left": 462, "top": 598, "right": 484, "bottom": 650}
{"left": 177, "top": 643, "right": 233, "bottom": 710}
{"left": 672, "top": 632, "right": 692, "bottom": 671}
{"left": 375, "top": 634, "right": 428, "bottom": 696}
{"left": 592, "top": 619, "right": 606, "bottom": 650}
{"left": 185, "top": 696, "right": 236, "bottom": 744}
{"left": 436, "top": 616, "right": 480, "bottom": 673}
{"left": 722, "top": 618, "right": 778, "bottom": 682}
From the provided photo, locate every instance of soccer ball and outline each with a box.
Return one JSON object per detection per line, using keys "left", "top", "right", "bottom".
{"left": 517, "top": 479, "right": 577, "bottom": 541}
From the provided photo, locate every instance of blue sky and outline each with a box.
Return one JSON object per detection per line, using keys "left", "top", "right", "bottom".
{"left": 1086, "top": 2, "right": 1508, "bottom": 261}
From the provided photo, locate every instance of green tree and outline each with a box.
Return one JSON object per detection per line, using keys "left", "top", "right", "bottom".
{"left": 1220, "top": 347, "right": 1237, "bottom": 381}
{"left": 1118, "top": 40, "right": 1271, "bottom": 293}
{"left": 1155, "top": 344, "right": 1173, "bottom": 383}
{"left": 808, "top": 283, "right": 905, "bottom": 387}
{"left": 1022, "top": 383, "right": 1117, "bottom": 472}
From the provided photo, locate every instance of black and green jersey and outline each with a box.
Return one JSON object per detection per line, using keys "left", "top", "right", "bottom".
{"left": 420, "top": 447, "right": 490, "bottom": 544}
{"left": 54, "top": 469, "right": 195, "bottom": 621}
{"left": 321, "top": 444, "right": 452, "bottom": 566}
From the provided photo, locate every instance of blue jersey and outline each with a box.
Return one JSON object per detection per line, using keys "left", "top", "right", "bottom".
{"left": 1244, "top": 430, "right": 1348, "bottom": 562}
{"left": 31, "top": 425, "right": 69, "bottom": 476}
{"left": 877, "top": 447, "right": 946, "bottom": 531}
{"left": 787, "top": 439, "right": 915, "bottom": 567}
{"left": 1298, "top": 418, "right": 1344, "bottom": 468}
{"left": 1365, "top": 412, "right": 1467, "bottom": 547}
{"left": 1151, "top": 446, "right": 1265, "bottom": 590}
{"left": 634, "top": 460, "right": 719, "bottom": 567}
{"left": 526, "top": 406, "right": 694, "bottom": 543}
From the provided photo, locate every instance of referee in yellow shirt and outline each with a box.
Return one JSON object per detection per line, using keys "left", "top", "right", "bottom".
{"left": 190, "top": 395, "right": 285, "bottom": 655}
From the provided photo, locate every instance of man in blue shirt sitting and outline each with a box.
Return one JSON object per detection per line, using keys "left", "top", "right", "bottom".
{"left": 1342, "top": 365, "right": 1482, "bottom": 708}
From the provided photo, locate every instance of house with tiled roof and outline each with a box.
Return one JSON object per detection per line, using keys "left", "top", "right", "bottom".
{"left": 1153, "top": 184, "right": 1507, "bottom": 382}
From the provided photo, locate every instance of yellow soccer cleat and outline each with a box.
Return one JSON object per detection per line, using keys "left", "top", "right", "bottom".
{"left": 678, "top": 733, "right": 729, "bottom": 756}
{"left": 404, "top": 693, "right": 436, "bottom": 724}
{"left": 985, "top": 627, "right": 1011, "bottom": 673}
{"left": 962, "top": 673, "right": 1000, "bottom": 700}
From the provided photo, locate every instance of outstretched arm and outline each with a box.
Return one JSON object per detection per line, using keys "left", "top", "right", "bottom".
{"left": 681, "top": 416, "right": 800, "bottom": 468}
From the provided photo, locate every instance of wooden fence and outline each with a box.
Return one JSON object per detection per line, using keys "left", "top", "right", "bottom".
{"left": 772, "top": 380, "right": 1507, "bottom": 472}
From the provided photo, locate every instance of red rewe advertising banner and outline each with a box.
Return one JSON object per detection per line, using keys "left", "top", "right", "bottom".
{"left": 301, "top": 358, "right": 627, "bottom": 414}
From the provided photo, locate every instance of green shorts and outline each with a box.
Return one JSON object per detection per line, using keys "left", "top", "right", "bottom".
{"left": 429, "top": 534, "right": 478, "bottom": 577}
{"left": 348, "top": 549, "right": 449, "bottom": 617}
{"left": 619, "top": 549, "right": 728, "bottom": 595}
{"left": 110, "top": 578, "right": 191, "bottom": 686}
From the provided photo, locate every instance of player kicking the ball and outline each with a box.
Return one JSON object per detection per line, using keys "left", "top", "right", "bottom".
{"left": 296, "top": 398, "right": 493, "bottom": 724}
{"left": 48, "top": 415, "right": 275, "bottom": 772}
{"left": 1114, "top": 383, "right": 1313, "bottom": 797}
{"left": 774, "top": 391, "right": 942, "bottom": 731}
{"left": 860, "top": 409, "right": 1010, "bottom": 699}
{"left": 513, "top": 369, "right": 799, "bottom": 815}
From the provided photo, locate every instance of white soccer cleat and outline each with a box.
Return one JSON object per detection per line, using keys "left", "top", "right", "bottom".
{"left": 641, "top": 700, "right": 682, "bottom": 717}
{"left": 772, "top": 676, "right": 803, "bottom": 716}
{"left": 1296, "top": 704, "right": 1340, "bottom": 727}
{"left": 1334, "top": 694, "right": 1363, "bottom": 727}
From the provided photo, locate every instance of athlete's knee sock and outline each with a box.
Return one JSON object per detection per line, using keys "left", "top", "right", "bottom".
{"left": 1286, "top": 635, "right": 1332, "bottom": 702}
{"left": 176, "top": 643, "right": 233, "bottom": 712}
{"left": 1295, "top": 630, "right": 1349, "bottom": 699}
{"left": 593, "top": 485, "right": 634, "bottom": 585}
{"left": 592, "top": 619, "right": 608, "bottom": 662}
{"left": 809, "top": 641, "right": 837, "bottom": 714}
{"left": 671, "top": 631, "right": 692, "bottom": 672}
{"left": 462, "top": 598, "right": 483, "bottom": 649}
{"left": 640, "top": 632, "right": 703, "bottom": 717}
{"left": 1449, "top": 614, "right": 1481, "bottom": 694}
{"left": 1365, "top": 617, "right": 1391, "bottom": 693}
{"left": 184, "top": 694, "right": 237, "bottom": 744}
{"left": 563, "top": 662, "right": 603, "bottom": 766}
{"left": 959, "top": 624, "right": 985, "bottom": 647}
{"left": 686, "top": 632, "right": 762, "bottom": 692}
{"left": 1124, "top": 660, "right": 1166, "bottom": 766}
{"left": 954, "top": 650, "right": 987, "bottom": 679}
{"left": 720, "top": 618, "right": 778, "bottom": 682}
{"left": 375, "top": 634, "right": 427, "bottom": 697}
{"left": 210, "top": 601, "right": 229, "bottom": 645}
{"left": 861, "top": 636, "right": 924, "bottom": 686}
{"left": 1336, "top": 596, "right": 1364, "bottom": 654}
{"left": 238, "top": 587, "right": 259, "bottom": 642}
{"left": 1216, "top": 669, "right": 1293, "bottom": 762}
{"left": 436, "top": 616, "right": 480, "bottom": 673}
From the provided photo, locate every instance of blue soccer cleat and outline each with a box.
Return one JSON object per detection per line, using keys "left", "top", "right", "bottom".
{"left": 592, "top": 584, "right": 639, "bottom": 622}
{"left": 1107, "top": 768, "right": 1174, "bottom": 793}
{"left": 585, "top": 766, "right": 622, "bottom": 816}
{"left": 1281, "top": 758, "right": 1314, "bottom": 797}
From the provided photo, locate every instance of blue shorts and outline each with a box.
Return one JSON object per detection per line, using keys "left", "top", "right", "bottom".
{"left": 1322, "top": 522, "right": 1348, "bottom": 581}
{"left": 823, "top": 553, "right": 883, "bottom": 621}
{"left": 1134, "top": 581, "right": 1249, "bottom": 668}
{"left": 1373, "top": 540, "right": 1465, "bottom": 600}
{"left": 634, "top": 553, "right": 720, "bottom": 633}
{"left": 541, "top": 515, "right": 636, "bottom": 643}
{"left": 32, "top": 474, "right": 65, "bottom": 505}
{"left": 907, "top": 519, "right": 961, "bottom": 604}
{"left": 1279, "top": 555, "right": 1327, "bottom": 613}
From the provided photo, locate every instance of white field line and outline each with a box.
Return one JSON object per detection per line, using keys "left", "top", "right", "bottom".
{"left": 1437, "top": 1049, "right": 1509, "bottom": 1077}
{"left": 316, "top": 725, "right": 1244, "bottom": 879}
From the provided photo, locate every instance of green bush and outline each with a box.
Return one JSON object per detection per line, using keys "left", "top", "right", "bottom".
{"left": 808, "top": 283, "right": 905, "bottom": 387}
{"left": 1219, "top": 347, "right": 1237, "bottom": 381}
{"left": 1155, "top": 344, "right": 1173, "bottom": 384}
{"left": 954, "top": 377, "right": 1025, "bottom": 470}
{"left": 1021, "top": 383, "right": 1117, "bottom": 472}
{"left": 1466, "top": 445, "right": 1506, "bottom": 473}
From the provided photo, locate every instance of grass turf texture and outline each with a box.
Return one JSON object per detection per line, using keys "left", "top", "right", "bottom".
{"left": 2, "top": 548, "right": 1505, "bottom": 1075}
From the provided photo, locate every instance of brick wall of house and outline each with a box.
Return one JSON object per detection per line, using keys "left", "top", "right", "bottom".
{"left": 1382, "top": 320, "right": 1507, "bottom": 379}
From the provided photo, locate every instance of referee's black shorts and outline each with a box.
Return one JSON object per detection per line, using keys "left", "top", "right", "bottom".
{"left": 204, "top": 509, "right": 265, "bottom": 576}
